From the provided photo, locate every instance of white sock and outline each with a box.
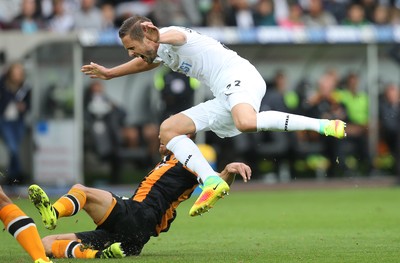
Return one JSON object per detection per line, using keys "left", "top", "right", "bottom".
{"left": 166, "top": 135, "right": 217, "bottom": 183}
{"left": 256, "top": 111, "right": 323, "bottom": 132}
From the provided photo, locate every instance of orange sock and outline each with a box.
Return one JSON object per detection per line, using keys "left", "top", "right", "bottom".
{"left": 0, "top": 204, "right": 50, "bottom": 262}
{"left": 53, "top": 188, "right": 86, "bottom": 218}
{"left": 51, "top": 240, "right": 99, "bottom": 258}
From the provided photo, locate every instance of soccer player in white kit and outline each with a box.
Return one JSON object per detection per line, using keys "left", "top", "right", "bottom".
{"left": 82, "top": 16, "right": 346, "bottom": 216}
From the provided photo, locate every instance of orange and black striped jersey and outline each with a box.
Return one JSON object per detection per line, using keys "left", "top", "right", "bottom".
{"left": 131, "top": 154, "right": 198, "bottom": 236}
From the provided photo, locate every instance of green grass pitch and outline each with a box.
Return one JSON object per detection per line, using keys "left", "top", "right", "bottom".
{"left": 0, "top": 187, "right": 399, "bottom": 263}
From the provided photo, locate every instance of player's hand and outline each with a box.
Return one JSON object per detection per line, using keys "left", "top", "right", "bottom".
{"left": 225, "top": 162, "right": 252, "bottom": 183}
{"left": 141, "top": 22, "right": 160, "bottom": 43}
{"left": 81, "top": 62, "right": 111, "bottom": 80}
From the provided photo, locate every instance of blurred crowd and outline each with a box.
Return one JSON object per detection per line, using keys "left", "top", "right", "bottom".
{"left": 1, "top": 0, "right": 400, "bottom": 33}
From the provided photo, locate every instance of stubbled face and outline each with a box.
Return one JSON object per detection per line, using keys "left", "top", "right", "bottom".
{"left": 121, "top": 35, "right": 158, "bottom": 64}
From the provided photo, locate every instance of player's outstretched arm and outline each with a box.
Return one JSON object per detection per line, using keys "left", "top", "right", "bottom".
{"left": 81, "top": 58, "right": 161, "bottom": 80}
{"left": 219, "top": 162, "right": 252, "bottom": 186}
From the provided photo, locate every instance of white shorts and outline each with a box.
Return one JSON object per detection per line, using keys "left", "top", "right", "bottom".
{"left": 182, "top": 70, "right": 266, "bottom": 138}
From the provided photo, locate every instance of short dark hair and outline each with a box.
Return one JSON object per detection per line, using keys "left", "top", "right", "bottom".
{"left": 118, "top": 16, "right": 152, "bottom": 41}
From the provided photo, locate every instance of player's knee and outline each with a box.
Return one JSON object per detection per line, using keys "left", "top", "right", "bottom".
{"left": 71, "top": 184, "right": 86, "bottom": 191}
{"left": 0, "top": 189, "right": 12, "bottom": 208}
{"left": 42, "top": 236, "right": 56, "bottom": 255}
{"left": 235, "top": 119, "right": 256, "bottom": 133}
{"left": 159, "top": 119, "right": 175, "bottom": 143}
{"left": 160, "top": 114, "right": 194, "bottom": 143}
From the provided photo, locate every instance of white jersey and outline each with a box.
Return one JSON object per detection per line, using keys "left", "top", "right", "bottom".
{"left": 155, "top": 26, "right": 266, "bottom": 138}
{"left": 155, "top": 26, "right": 254, "bottom": 96}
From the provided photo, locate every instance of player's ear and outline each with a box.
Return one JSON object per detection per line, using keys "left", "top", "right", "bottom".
{"left": 141, "top": 21, "right": 154, "bottom": 31}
